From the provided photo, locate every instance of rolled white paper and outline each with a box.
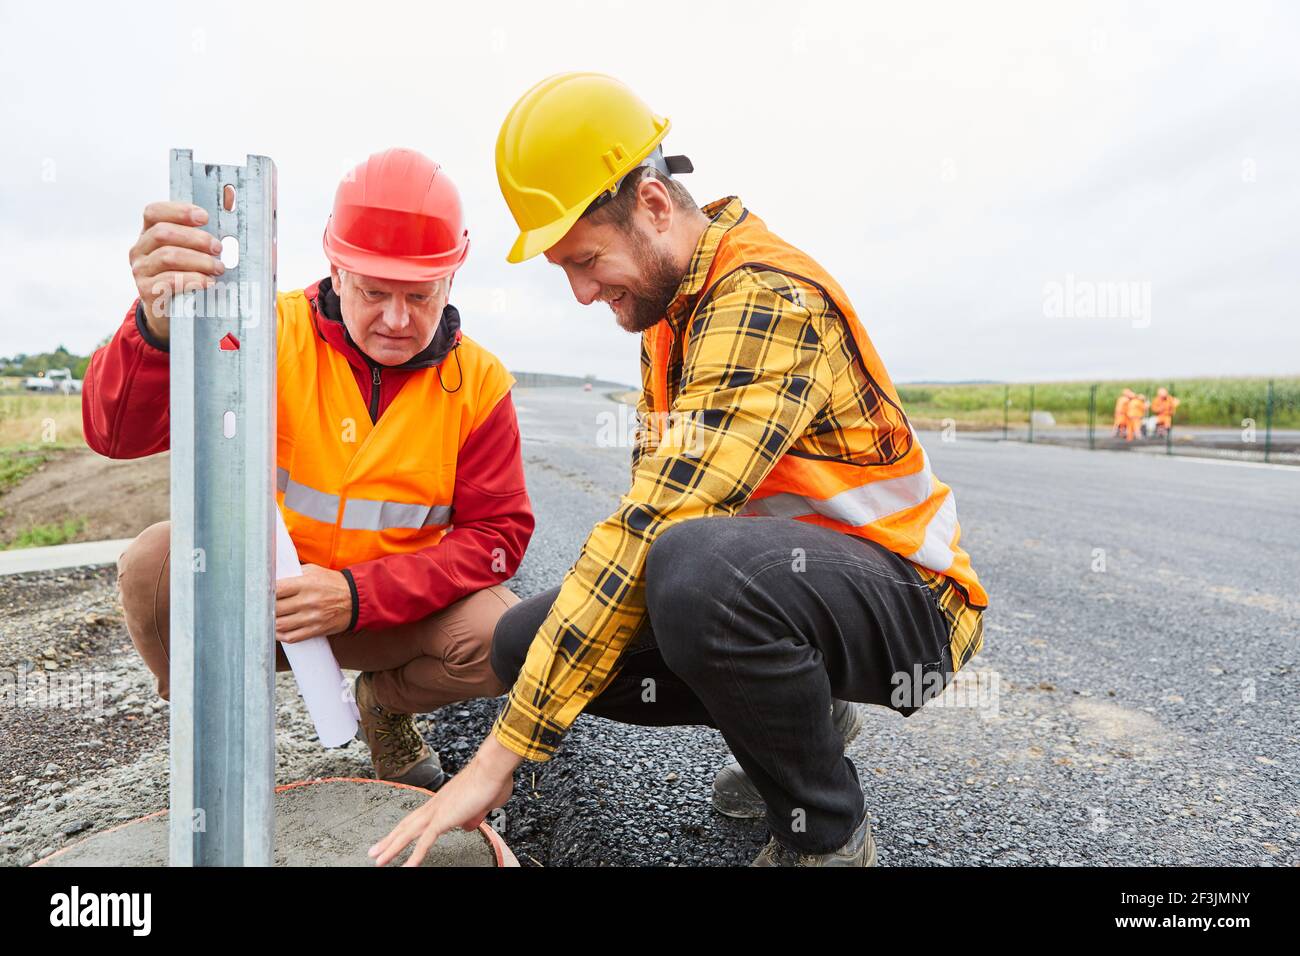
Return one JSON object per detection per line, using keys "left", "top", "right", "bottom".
{"left": 275, "top": 506, "right": 360, "bottom": 747}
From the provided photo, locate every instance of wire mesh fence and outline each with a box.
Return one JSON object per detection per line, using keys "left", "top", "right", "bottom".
{"left": 898, "top": 378, "right": 1299, "bottom": 465}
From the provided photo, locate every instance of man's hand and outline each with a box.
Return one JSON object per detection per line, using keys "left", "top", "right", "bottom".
{"left": 129, "top": 201, "right": 227, "bottom": 339}
{"left": 275, "top": 564, "right": 353, "bottom": 643}
{"left": 368, "top": 734, "right": 522, "bottom": 867}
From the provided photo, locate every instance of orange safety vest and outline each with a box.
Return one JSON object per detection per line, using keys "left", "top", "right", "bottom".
{"left": 1114, "top": 394, "right": 1131, "bottom": 426}
{"left": 645, "top": 211, "right": 988, "bottom": 610}
{"left": 1159, "top": 397, "right": 1178, "bottom": 426}
{"left": 274, "top": 290, "right": 514, "bottom": 570}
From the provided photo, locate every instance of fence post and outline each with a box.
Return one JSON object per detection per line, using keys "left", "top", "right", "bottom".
{"left": 1003, "top": 384, "right": 1009, "bottom": 440}
{"left": 1088, "top": 383, "right": 1097, "bottom": 450}
{"left": 1028, "top": 384, "right": 1035, "bottom": 444}
{"left": 1166, "top": 382, "right": 1174, "bottom": 456}
{"left": 1264, "top": 379, "right": 1274, "bottom": 464}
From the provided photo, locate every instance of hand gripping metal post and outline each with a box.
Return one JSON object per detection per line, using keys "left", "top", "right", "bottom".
{"left": 167, "top": 151, "right": 278, "bottom": 866}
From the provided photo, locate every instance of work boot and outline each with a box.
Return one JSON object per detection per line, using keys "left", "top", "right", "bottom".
{"left": 353, "top": 672, "right": 447, "bottom": 792}
{"left": 712, "top": 698, "right": 864, "bottom": 819}
{"left": 750, "top": 801, "right": 876, "bottom": 867}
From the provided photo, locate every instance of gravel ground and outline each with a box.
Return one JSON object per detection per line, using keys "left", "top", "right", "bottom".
{"left": 2, "top": 387, "right": 1296, "bottom": 866}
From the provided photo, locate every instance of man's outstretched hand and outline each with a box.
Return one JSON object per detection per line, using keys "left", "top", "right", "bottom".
{"left": 369, "top": 733, "right": 523, "bottom": 867}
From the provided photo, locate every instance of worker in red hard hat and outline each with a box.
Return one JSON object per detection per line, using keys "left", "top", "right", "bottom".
{"left": 83, "top": 149, "right": 534, "bottom": 792}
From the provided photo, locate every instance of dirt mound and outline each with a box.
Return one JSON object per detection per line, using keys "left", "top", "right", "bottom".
{"left": 0, "top": 449, "right": 168, "bottom": 547}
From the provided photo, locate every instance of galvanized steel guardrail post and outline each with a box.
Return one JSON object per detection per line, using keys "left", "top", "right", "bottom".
{"left": 168, "top": 150, "right": 278, "bottom": 866}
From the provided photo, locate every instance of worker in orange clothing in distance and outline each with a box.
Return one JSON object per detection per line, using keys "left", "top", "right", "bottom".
{"left": 1151, "top": 387, "right": 1179, "bottom": 438}
{"left": 1125, "top": 391, "right": 1148, "bottom": 441}
{"left": 1113, "top": 388, "right": 1134, "bottom": 438}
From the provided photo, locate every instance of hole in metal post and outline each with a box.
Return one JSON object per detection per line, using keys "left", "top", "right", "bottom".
{"left": 222, "top": 184, "right": 236, "bottom": 211}
{"left": 220, "top": 236, "right": 240, "bottom": 270}
{"left": 223, "top": 410, "right": 237, "bottom": 439}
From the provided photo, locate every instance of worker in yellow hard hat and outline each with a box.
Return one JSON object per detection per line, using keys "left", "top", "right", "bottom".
{"left": 372, "top": 72, "right": 988, "bottom": 868}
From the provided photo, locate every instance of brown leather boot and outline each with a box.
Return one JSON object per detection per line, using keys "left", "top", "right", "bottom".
{"left": 353, "top": 671, "right": 447, "bottom": 792}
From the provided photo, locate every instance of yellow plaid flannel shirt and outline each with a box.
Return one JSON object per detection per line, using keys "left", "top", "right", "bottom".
{"left": 492, "top": 196, "right": 983, "bottom": 761}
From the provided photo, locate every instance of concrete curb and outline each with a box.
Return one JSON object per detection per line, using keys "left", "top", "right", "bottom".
{"left": 0, "top": 539, "right": 134, "bottom": 577}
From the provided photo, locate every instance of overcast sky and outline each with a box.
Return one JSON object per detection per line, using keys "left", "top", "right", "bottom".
{"left": 1, "top": 0, "right": 1296, "bottom": 386}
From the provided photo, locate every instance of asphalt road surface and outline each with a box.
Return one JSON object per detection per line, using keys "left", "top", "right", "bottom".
{"left": 1, "top": 386, "right": 1295, "bottom": 866}
{"left": 497, "top": 388, "right": 1299, "bottom": 865}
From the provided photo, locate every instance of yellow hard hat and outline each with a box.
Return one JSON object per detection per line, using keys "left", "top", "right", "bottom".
{"left": 496, "top": 72, "right": 689, "bottom": 263}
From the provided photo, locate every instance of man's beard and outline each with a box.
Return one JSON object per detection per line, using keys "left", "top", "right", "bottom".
{"left": 610, "top": 227, "right": 684, "bottom": 333}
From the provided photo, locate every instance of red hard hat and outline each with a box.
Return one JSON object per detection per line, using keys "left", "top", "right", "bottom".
{"left": 322, "top": 148, "right": 470, "bottom": 281}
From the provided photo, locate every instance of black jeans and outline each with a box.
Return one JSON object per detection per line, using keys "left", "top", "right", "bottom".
{"left": 490, "top": 516, "right": 955, "bottom": 854}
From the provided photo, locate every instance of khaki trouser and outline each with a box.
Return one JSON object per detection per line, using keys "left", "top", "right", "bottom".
{"left": 116, "top": 520, "right": 516, "bottom": 714}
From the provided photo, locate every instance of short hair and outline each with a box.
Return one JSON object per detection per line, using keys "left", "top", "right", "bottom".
{"left": 583, "top": 165, "right": 698, "bottom": 231}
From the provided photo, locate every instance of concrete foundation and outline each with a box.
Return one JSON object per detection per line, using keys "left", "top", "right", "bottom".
{"left": 33, "top": 778, "right": 517, "bottom": 867}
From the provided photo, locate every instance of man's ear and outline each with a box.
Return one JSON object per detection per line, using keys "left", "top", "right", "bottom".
{"left": 637, "top": 175, "right": 674, "bottom": 234}
{"left": 330, "top": 264, "right": 344, "bottom": 290}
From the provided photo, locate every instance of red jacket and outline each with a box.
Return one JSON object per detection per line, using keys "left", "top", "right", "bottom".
{"left": 83, "top": 278, "right": 534, "bottom": 632}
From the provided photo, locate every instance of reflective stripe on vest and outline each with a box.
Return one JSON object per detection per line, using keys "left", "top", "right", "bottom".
{"left": 740, "top": 450, "right": 958, "bottom": 573}
{"left": 341, "top": 498, "right": 452, "bottom": 531}
{"left": 742, "top": 449, "right": 934, "bottom": 528}
{"left": 277, "top": 466, "right": 452, "bottom": 532}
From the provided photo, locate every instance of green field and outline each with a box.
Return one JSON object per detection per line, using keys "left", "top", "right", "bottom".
{"left": 0, "top": 385, "right": 85, "bottom": 449}
{"left": 896, "top": 377, "right": 1300, "bottom": 429}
